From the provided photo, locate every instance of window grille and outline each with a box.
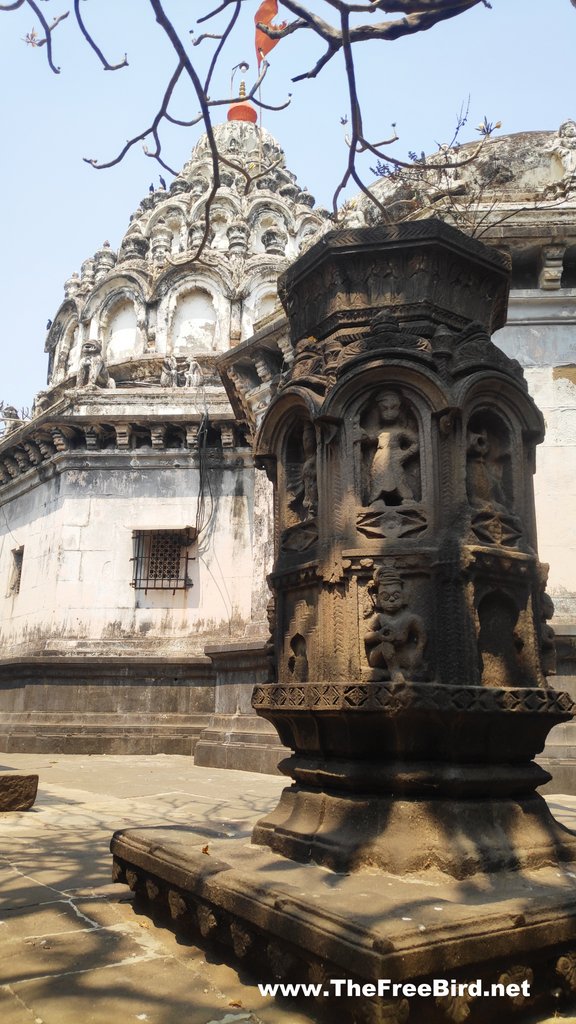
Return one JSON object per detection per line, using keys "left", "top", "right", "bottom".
{"left": 8, "top": 546, "right": 24, "bottom": 595}
{"left": 131, "top": 529, "right": 195, "bottom": 594}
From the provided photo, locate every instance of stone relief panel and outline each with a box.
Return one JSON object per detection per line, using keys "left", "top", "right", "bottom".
{"left": 363, "top": 566, "right": 427, "bottom": 682}
{"left": 356, "top": 389, "right": 425, "bottom": 542}
{"left": 361, "top": 390, "right": 421, "bottom": 507}
{"left": 280, "top": 420, "right": 318, "bottom": 554}
{"left": 281, "top": 592, "right": 317, "bottom": 685}
{"left": 476, "top": 590, "right": 527, "bottom": 688}
{"left": 465, "top": 409, "right": 523, "bottom": 548}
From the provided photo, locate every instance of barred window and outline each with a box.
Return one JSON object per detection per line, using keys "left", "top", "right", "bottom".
{"left": 131, "top": 529, "right": 195, "bottom": 594}
{"left": 8, "top": 546, "right": 24, "bottom": 595}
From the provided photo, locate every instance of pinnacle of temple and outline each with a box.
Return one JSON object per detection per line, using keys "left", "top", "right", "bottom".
{"left": 44, "top": 112, "right": 330, "bottom": 393}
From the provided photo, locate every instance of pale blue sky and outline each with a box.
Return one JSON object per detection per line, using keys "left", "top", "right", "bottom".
{"left": 1, "top": 0, "right": 575, "bottom": 411}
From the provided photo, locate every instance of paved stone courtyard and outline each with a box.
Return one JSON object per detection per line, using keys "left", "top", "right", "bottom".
{"left": 1, "top": 753, "right": 576, "bottom": 1024}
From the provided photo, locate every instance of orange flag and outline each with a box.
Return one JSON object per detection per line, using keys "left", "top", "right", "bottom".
{"left": 255, "top": 0, "right": 285, "bottom": 67}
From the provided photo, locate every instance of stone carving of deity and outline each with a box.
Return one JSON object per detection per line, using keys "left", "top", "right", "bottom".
{"left": 1, "top": 405, "right": 23, "bottom": 434}
{"left": 466, "top": 427, "right": 508, "bottom": 510}
{"left": 160, "top": 355, "right": 179, "bottom": 388}
{"left": 184, "top": 359, "right": 203, "bottom": 388}
{"left": 550, "top": 120, "right": 576, "bottom": 180}
{"left": 300, "top": 423, "right": 318, "bottom": 517}
{"left": 285, "top": 421, "right": 318, "bottom": 525}
{"left": 363, "top": 391, "right": 420, "bottom": 506}
{"left": 364, "top": 568, "right": 427, "bottom": 682}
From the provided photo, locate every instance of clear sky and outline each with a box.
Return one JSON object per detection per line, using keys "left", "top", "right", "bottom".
{"left": 1, "top": 0, "right": 575, "bottom": 412}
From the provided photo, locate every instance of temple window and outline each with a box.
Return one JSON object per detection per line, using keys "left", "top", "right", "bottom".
{"left": 131, "top": 529, "right": 196, "bottom": 594}
{"left": 8, "top": 546, "right": 24, "bottom": 595}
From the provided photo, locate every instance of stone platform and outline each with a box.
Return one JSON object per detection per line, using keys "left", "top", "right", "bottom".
{"left": 112, "top": 823, "right": 576, "bottom": 1024}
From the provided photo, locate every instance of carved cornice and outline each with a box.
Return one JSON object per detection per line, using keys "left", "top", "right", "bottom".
{"left": 0, "top": 403, "right": 250, "bottom": 496}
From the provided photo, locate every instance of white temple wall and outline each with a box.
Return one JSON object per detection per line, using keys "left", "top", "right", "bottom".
{"left": 0, "top": 459, "right": 260, "bottom": 655}
{"left": 494, "top": 289, "right": 576, "bottom": 623}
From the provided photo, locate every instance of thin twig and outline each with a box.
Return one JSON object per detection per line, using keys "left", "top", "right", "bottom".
{"left": 73, "top": 0, "right": 128, "bottom": 70}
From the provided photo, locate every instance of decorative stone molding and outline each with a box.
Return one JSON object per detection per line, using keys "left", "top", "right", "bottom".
{"left": 252, "top": 681, "right": 574, "bottom": 716}
{"left": 0, "top": 409, "right": 247, "bottom": 488}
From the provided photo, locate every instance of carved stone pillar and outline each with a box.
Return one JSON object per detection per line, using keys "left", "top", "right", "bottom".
{"left": 111, "top": 223, "right": 576, "bottom": 1024}
{"left": 252, "top": 220, "right": 576, "bottom": 878}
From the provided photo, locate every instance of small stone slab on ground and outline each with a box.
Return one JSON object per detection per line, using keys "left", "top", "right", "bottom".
{"left": 0, "top": 773, "right": 38, "bottom": 811}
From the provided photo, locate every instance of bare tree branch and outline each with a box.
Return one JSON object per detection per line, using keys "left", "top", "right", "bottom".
{"left": 73, "top": 0, "right": 127, "bottom": 70}
{"left": 83, "top": 59, "right": 186, "bottom": 171}
{"left": 24, "top": 0, "right": 69, "bottom": 72}
{"left": 4, "top": 0, "right": 495, "bottom": 234}
{"left": 203, "top": 0, "right": 240, "bottom": 94}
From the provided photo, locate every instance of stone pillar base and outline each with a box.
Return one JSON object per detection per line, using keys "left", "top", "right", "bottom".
{"left": 111, "top": 825, "right": 576, "bottom": 1024}
{"left": 252, "top": 784, "right": 576, "bottom": 878}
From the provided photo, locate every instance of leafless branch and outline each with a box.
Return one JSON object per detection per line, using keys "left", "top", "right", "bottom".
{"left": 73, "top": 0, "right": 127, "bottom": 70}
{"left": 4, "top": 0, "right": 495, "bottom": 234}
{"left": 192, "top": 32, "right": 224, "bottom": 45}
{"left": 23, "top": 0, "right": 69, "bottom": 72}
{"left": 83, "top": 59, "right": 186, "bottom": 170}
{"left": 203, "top": 0, "right": 240, "bottom": 95}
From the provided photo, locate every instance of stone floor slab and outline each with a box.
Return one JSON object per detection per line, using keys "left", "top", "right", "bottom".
{"left": 0, "top": 987, "right": 40, "bottom": 1024}
{"left": 2, "top": 754, "right": 576, "bottom": 1023}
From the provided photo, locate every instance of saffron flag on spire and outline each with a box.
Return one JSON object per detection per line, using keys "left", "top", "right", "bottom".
{"left": 255, "top": 0, "right": 285, "bottom": 67}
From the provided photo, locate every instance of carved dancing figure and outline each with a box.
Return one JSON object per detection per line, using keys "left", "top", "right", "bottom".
{"left": 366, "top": 391, "right": 419, "bottom": 506}
{"left": 76, "top": 341, "right": 115, "bottom": 390}
{"left": 364, "top": 567, "right": 426, "bottom": 682}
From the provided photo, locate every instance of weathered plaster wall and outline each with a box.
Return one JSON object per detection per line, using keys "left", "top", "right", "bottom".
{"left": 0, "top": 456, "right": 266, "bottom": 656}
{"left": 495, "top": 289, "right": 576, "bottom": 623}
